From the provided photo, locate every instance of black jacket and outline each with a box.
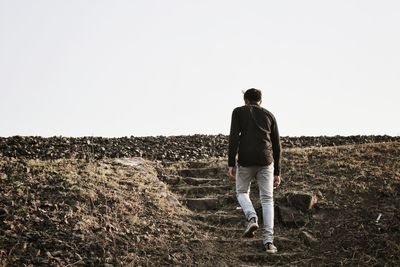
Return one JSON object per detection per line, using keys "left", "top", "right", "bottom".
{"left": 228, "top": 104, "right": 281, "bottom": 176}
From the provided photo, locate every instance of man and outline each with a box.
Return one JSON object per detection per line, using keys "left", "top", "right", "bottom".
{"left": 228, "top": 88, "right": 281, "bottom": 254}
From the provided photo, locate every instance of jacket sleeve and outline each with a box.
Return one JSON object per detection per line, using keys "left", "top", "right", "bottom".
{"left": 271, "top": 115, "right": 281, "bottom": 176}
{"left": 228, "top": 108, "right": 240, "bottom": 167}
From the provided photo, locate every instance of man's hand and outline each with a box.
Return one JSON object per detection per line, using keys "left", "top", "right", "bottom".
{"left": 228, "top": 167, "right": 236, "bottom": 181}
{"left": 274, "top": 175, "right": 281, "bottom": 188}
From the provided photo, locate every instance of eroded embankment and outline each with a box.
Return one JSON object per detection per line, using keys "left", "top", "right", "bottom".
{"left": 0, "top": 158, "right": 221, "bottom": 266}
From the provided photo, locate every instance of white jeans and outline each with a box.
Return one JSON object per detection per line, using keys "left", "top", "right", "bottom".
{"left": 236, "top": 164, "right": 274, "bottom": 244}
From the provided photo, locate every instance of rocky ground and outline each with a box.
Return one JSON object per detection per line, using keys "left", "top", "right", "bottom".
{"left": 1, "top": 135, "right": 399, "bottom": 161}
{"left": 0, "top": 136, "right": 399, "bottom": 266}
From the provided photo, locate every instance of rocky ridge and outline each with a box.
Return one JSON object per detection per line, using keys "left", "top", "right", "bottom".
{"left": 1, "top": 135, "right": 398, "bottom": 162}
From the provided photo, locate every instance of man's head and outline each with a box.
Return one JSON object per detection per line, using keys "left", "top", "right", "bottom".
{"left": 243, "top": 88, "right": 262, "bottom": 105}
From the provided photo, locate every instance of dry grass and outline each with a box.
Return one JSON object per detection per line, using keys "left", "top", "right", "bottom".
{"left": 0, "top": 157, "right": 219, "bottom": 266}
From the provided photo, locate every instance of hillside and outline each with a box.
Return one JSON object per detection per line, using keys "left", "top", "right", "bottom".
{"left": 1, "top": 138, "right": 399, "bottom": 266}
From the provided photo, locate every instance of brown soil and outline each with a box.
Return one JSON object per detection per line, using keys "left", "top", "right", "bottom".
{"left": 1, "top": 141, "right": 399, "bottom": 266}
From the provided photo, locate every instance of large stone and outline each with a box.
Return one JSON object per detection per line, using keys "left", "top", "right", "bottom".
{"left": 286, "top": 192, "right": 318, "bottom": 212}
{"left": 184, "top": 198, "right": 219, "bottom": 211}
{"left": 275, "top": 205, "right": 308, "bottom": 228}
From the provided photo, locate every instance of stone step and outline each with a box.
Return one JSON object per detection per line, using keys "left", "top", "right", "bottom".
{"left": 191, "top": 213, "right": 243, "bottom": 226}
{"left": 195, "top": 224, "right": 244, "bottom": 234}
{"left": 178, "top": 167, "right": 221, "bottom": 178}
{"left": 238, "top": 252, "right": 303, "bottom": 263}
{"left": 172, "top": 185, "right": 232, "bottom": 196}
{"left": 183, "top": 177, "right": 223, "bottom": 186}
{"left": 161, "top": 175, "right": 181, "bottom": 185}
{"left": 162, "top": 175, "right": 224, "bottom": 186}
{"left": 186, "top": 202, "right": 242, "bottom": 216}
{"left": 182, "top": 197, "right": 219, "bottom": 211}
{"left": 186, "top": 161, "right": 214, "bottom": 169}
{"left": 181, "top": 194, "right": 237, "bottom": 206}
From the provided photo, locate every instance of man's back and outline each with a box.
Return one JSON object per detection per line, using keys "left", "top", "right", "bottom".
{"left": 228, "top": 104, "right": 281, "bottom": 176}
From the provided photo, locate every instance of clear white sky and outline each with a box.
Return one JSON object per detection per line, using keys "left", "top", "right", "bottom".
{"left": 1, "top": 0, "right": 399, "bottom": 137}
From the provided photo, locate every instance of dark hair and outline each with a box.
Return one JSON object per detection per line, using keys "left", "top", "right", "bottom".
{"left": 243, "top": 88, "right": 262, "bottom": 102}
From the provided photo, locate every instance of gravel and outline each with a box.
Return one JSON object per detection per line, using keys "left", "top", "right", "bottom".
{"left": 0, "top": 135, "right": 399, "bottom": 162}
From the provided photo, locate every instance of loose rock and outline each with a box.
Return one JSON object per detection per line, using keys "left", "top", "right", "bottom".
{"left": 286, "top": 192, "right": 318, "bottom": 212}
